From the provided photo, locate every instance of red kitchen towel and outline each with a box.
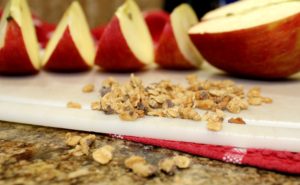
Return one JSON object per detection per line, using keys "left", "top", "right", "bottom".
{"left": 111, "top": 134, "right": 300, "bottom": 174}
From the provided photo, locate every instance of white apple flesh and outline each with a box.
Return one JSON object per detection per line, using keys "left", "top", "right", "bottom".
{"left": 189, "top": 1, "right": 300, "bottom": 79}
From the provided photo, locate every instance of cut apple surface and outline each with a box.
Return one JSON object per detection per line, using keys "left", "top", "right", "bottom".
{"left": 43, "top": 1, "right": 95, "bottom": 72}
{"left": 144, "top": 10, "right": 169, "bottom": 45}
{"left": 0, "top": 0, "right": 40, "bottom": 75}
{"left": 95, "top": 0, "right": 154, "bottom": 72}
{"left": 189, "top": 1, "right": 300, "bottom": 79}
{"left": 202, "top": 0, "right": 289, "bottom": 21}
{"left": 155, "top": 4, "right": 204, "bottom": 70}
{"left": 91, "top": 24, "right": 106, "bottom": 43}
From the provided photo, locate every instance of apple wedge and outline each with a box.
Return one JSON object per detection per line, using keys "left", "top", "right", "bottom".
{"left": 95, "top": 0, "right": 154, "bottom": 72}
{"left": 0, "top": 0, "right": 40, "bottom": 75}
{"left": 91, "top": 25, "right": 106, "bottom": 44}
{"left": 43, "top": 1, "right": 95, "bottom": 72}
{"left": 144, "top": 10, "right": 169, "bottom": 45}
{"left": 189, "top": 1, "right": 300, "bottom": 79}
{"left": 155, "top": 4, "right": 204, "bottom": 70}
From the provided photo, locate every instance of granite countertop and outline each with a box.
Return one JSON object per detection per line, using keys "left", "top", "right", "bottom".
{"left": 0, "top": 121, "right": 299, "bottom": 185}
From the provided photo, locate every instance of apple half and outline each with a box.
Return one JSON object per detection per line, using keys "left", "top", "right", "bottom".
{"left": 0, "top": 0, "right": 40, "bottom": 75}
{"left": 189, "top": 1, "right": 300, "bottom": 79}
{"left": 155, "top": 4, "right": 204, "bottom": 70}
{"left": 95, "top": 0, "right": 154, "bottom": 72}
{"left": 144, "top": 10, "right": 169, "bottom": 45}
{"left": 42, "top": 1, "right": 95, "bottom": 72}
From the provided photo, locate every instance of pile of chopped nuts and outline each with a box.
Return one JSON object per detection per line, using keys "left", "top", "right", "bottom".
{"left": 91, "top": 74, "right": 272, "bottom": 131}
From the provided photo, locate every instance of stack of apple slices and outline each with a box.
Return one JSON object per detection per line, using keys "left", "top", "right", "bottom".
{"left": 0, "top": 0, "right": 40, "bottom": 75}
{"left": 189, "top": 0, "right": 300, "bottom": 79}
{"left": 42, "top": 1, "right": 95, "bottom": 72}
{"left": 155, "top": 4, "right": 204, "bottom": 70}
{"left": 95, "top": 0, "right": 154, "bottom": 72}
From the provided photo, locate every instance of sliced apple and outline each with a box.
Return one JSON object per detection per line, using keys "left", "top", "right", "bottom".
{"left": 91, "top": 24, "right": 106, "bottom": 44}
{"left": 189, "top": 1, "right": 300, "bottom": 79}
{"left": 144, "top": 10, "right": 169, "bottom": 45}
{"left": 95, "top": 0, "right": 154, "bottom": 72}
{"left": 0, "top": 0, "right": 40, "bottom": 75}
{"left": 155, "top": 4, "right": 204, "bottom": 70}
{"left": 43, "top": 1, "right": 95, "bottom": 72}
{"left": 34, "top": 20, "right": 56, "bottom": 49}
{"left": 202, "top": 0, "right": 289, "bottom": 21}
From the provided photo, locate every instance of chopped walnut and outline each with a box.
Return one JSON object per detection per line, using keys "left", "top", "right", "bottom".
{"left": 262, "top": 97, "right": 273, "bottom": 104}
{"left": 228, "top": 117, "right": 246, "bottom": 124}
{"left": 82, "top": 84, "right": 95, "bottom": 93}
{"left": 158, "top": 158, "right": 176, "bottom": 174}
{"left": 248, "top": 97, "right": 263, "bottom": 106}
{"left": 173, "top": 156, "right": 191, "bottom": 169}
{"left": 247, "top": 87, "right": 261, "bottom": 97}
{"left": 65, "top": 133, "right": 82, "bottom": 147}
{"left": 124, "top": 156, "right": 156, "bottom": 177}
{"left": 207, "top": 120, "right": 223, "bottom": 132}
{"left": 226, "top": 97, "right": 242, "bottom": 113}
{"left": 79, "top": 134, "right": 96, "bottom": 155}
{"left": 91, "top": 101, "right": 101, "bottom": 110}
{"left": 92, "top": 145, "right": 114, "bottom": 165}
{"left": 67, "top": 102, "right": 82, "bottom": 109}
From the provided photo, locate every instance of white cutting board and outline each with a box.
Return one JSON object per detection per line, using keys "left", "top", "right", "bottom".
{"left": 0, "top": 64, "right": 300, "bottom": 152}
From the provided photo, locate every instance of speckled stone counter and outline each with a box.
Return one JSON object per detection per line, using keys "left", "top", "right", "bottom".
{"left": 0, "top": 121, "right": 299, "bottom": 185}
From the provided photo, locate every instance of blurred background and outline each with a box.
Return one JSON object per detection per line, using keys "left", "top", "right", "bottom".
{"left": 0, "top": 0, "right": 228, "bottom": 28}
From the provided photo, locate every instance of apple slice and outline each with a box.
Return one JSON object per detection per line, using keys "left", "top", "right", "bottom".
{"left": 42, "top": 1, "right": 95, "bottom": 72}
{"left": 91, "top": 24, "right": 106, "bottom": 44}
{"left": 0, "top": 0, "right": 40, "bottom": 75}
{"left": 144, "top": 10, "right": 169, "bottom": 45}
{"left": 202, "top": 0, "right": 288, "bottom": 21}
{"left": 95, "top": 0, "right": 154, "bottom": 72}
{"left": 34, "top": 19, "right": 56, "bottom": 49}
{"left": 189, "top": 1, "right": 300, "bottom": 79}
{"left": 155, "top": 4, "right": 204, "bottom": 70}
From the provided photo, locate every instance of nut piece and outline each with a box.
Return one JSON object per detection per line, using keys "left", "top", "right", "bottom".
{"left": 65, "top": 133, "right": 82, "bottom": 147}
{"left": 228, "top": 117, "right": 246, "bottom": 124}
{"left": 79, "top": 134, "right": 96, "bottom": 155}
{"left": 207, "top": 120, "right": 222, "bottom": 131}
{"left": 124, "top": 156, "right": 156, "bottom": 177}
{"left": 91, "top": 101, "right": 101, "bottom": 110}
{"left": 119, "top": 111, "right": 139, "bottom": 121}
{"left": 82, "top": 84, "right": 95, "bottom": 93}
{"left": 131, "top": 163, "right": 157, "bottom": 177}
{"left": 173, "top": 156, "right": 191, "bottom": 169}
{"left": 67, "top": 102, "right": 82, "bottom": 109}
{"left": 124, "top": 156, "right": 146, "bottom": 169}
{"left": 92, "top": 145, "right": 114, "bottom": 165}
{"left": 158, "top": 158, "right": 176, "bottom": 174}
{"left": 248, "top": 97, "right": 262, "bottom": 106}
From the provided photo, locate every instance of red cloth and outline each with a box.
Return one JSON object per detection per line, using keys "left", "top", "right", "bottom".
{"left": 110, "top": 134, "right": 300, "bottom": 174}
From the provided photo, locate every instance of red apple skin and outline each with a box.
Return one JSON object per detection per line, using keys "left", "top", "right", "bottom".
{"left": 190, "top": 14, "right": 300, "bottom": 79}
{"left": 0, "top": 20, "right": 38, "bottom": 75}
{"left": 155, "top": 22, "right": 197, "bottom": 70}
{"left": 43, "top": 28, "right": 91, "bottom": 72}
{"left": 35, "top": 22, "right": 56, "bottom": 48}
{"left": 144, "top": 10, "right": 169, "bottom": 45}
{"left": 91, "top": 25, "right": 106, "bottom": 43}
{"left": 95, "top": 17, "right": 145, "bottom": 72}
